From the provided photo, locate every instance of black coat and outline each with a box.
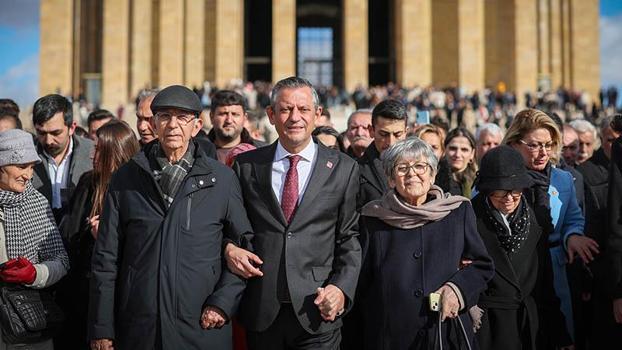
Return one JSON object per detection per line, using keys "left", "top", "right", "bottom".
{"left": 233, "top": 141, "right": 362, "bottom": 335}
{"left": 608, "top": 137, "right": 622, "bottom": 299}
{"left": 471, "top": 195, "right": 571, "bottom": 350}
{"left": 577, "top": 149, "right": 610, "bottom": 252}
{"left": 88, "top": 141, "right": 252, "bottom": 350}
{"left": 357, "top": 143, "right": 387, "bottom": 210}
{"left": 358, "top": 202, "right": 494, "bottom": 350}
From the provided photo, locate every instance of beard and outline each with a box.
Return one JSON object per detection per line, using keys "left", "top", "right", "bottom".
{"left": 215, "top": 126, "right": 242, "bottom": 142}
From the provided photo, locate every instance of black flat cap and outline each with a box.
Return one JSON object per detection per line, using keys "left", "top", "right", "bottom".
{"left": 151, "top": 85, "right": 202, "bottom": 115}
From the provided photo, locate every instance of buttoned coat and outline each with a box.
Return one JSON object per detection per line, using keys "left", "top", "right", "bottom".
{"left": 232, "top": 141, "right": 362, "bottom": 335}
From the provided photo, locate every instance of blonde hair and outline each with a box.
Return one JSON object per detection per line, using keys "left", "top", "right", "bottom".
{"left": 413, "top": 124, "right": 446, "bottom": 154}
{"left": 503, "top": 108, "right": 561, "bottom": 165}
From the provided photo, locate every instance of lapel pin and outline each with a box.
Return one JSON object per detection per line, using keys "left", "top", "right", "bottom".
{"left": 552, "top": 190, "right": 558, "bottom": 196}
{"left": 326, "top": 161, "right": 333, "bottom": 169}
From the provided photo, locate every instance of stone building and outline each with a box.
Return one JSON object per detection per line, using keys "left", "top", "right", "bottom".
{"left": 40, "top": 0, "right": 600, "bottom": 109}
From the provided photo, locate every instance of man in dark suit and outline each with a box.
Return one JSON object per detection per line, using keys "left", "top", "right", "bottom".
{"left": 226, "top": 76, "right": 361, "bottom": 349}
{"left": 31, "top": 94, "right": 94, "bottom": 223}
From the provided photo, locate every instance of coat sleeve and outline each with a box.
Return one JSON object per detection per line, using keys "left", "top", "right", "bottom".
{"left": 559, "top": 172, "right": 586, "bottom": 249}
{"left": 608, "top": 139, "right": 622, "bottom": 299}
{"left": 327, "top": 161, "right": 362, "bottom": 311}
{"left": 227, "top": 160, "right": 254, "bottom": 250}
{"left": 87, "top": 186, "right": 121, "bottom": 340}
{"left": 447, "top": 202, "right": 495, "bottom": 308}
{"left": 204, "top": 175, "right": 253, "bottom": 319}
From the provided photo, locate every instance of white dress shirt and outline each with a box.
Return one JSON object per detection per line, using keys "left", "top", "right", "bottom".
{"left": 43, "top": 137, "right": 74, "bottom": 209}
{"left": 272, "top": 140, "right": 318, "bottom": 205}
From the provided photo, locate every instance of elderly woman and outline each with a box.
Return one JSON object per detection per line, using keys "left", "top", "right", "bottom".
{"left": 359, "top": 137, "right": 493, "bottom": 349}
{"left": 472, "top": 145, "right": 571, "bottom": 350}
{"left": 0, "top": 129, "right": 69, "bottom": 349}
{"left": 503, "top": 108, "right": 599, "bottom": 344}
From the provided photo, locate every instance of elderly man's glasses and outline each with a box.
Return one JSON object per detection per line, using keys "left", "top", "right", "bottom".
{"left": 519, "top": 139, "right": 554, "bottom": 152}
{"left": 395, "top": 162, "right": 430, "bottom": 176}
{"left": 490, "top": 190, "right": 522, "bottom": 199}
{"left": 154, "top": 112, "right": 196, "bottom": 126}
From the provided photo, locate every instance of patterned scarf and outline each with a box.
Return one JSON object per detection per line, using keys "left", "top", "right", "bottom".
{"left": 483, "top": 196, "right": 531, "bottom": 254}
{"left": 524, "top": 162, "right": 554, "bottom": 235}
{"left": 0, "top": 182, "right": 68, "bottom": 268}
{"left": 151, "top": 142, "right": 195, "bottom": 207}
{"left": 362, "top": 185, "right": 469, "bottom": 229}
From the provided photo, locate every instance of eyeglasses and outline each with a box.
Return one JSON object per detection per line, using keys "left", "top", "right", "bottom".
{"left": 395, "top": 162, "right": 430, "bottom": 176}
{"left": 519, "top": 139, "right": 554, "bottom": 152}
{"left": 154, "top": 112, "right": 196, "bottom": 126}
{"left": 490, "top": 190, "right": 522, "bottom": 199}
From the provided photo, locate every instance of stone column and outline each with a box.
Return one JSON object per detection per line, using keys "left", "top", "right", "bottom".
{"left": 102, "top": 0, "right": 130, "bottom": 109}
{"left": 457, "top": 0, "right": 484, "bottom": 93}
{"left": 272, "top": 0, "right": 296, "bottom": 82}
{"left": 537, "top": 0, "right": 551, "bottom": 88}
{"left": 570, "top": 0, "right": 599, "bottom": 100}
{"left": 40, "top": 0, "right": 74, "bottom": 96}
{"left": 395, "top": 0, "right": 431, "bottom": 87}
{"left": 130, "top": 0, "right": 154, "bottom": 95}
{"left": 158, "top": 0, "right": 184, "bottom": 87}
{"left": 561, "top": 0, "right": 571, "bottom": 87}
{"left": 184, "top": 0, "right": 206, "bottom": 87}
{"left": 214, "top": 0, "right": 244, "bottom": 87}
{"left": 205, "top": 0, "right": 216, "bottom": 82}
{"left": 514, "top": 0, "right": 539, "bottom": 105}
{"left": 549, "top": 0, "right": 563, "bottom": 88}
{"left": 431, "top": 0, "right": 458, "bottom": 87}
{"left": 343, "top": 0, "right": 368, "bottom": 91}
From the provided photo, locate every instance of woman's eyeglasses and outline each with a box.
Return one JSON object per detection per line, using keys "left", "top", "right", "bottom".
{"left": 395, "top": 163, "right": 430, "bottom": 176}
{"left": 519, "top": 139, "right": 553, "bottom": 152}
{"left": 490, "top": 190, "right": 522, "bottom": 199}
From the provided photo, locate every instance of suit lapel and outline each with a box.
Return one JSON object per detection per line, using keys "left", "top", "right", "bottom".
{"left": 254, "top": 143, "right": 287, "bottom": 226}
{"left": 294, "top": 144, "right": 337, "bottom": 220}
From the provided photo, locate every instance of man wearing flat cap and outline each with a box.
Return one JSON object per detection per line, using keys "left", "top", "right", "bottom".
{"left": 88, "top": 85, "right": 253, "bottom": 350}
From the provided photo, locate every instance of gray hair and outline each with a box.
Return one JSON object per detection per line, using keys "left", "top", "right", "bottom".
{"left": 570, "top": 119, "right": 600, "bottom": 149}
{"left": 135, "top": 88, "right": 160, "bottom": 109}
{"left": 475, "top": 123, "right": 504, "bottom": 142}
{"left": 270, "top": 76, "right": 320, "bottom": 109}
{"left": 347, "top": 109, "right": 373, "bottom": 127}
{"left": 600, "top": 116, "right": 614, "bottom": 133}
{"left": 381, "top": 137, "right": 439, "bottom": 180}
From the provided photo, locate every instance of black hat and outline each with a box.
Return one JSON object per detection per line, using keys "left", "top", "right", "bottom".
{"left": 150, "top": 85, "right": 202, "bottom": 116}
{"left": 477, "top": 145, "right": 533, "bottom": 192}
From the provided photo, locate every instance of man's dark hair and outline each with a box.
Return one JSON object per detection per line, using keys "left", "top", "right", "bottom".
{"left": 371, "top": 99, "right": 407, "bottom": 126}
{"left": 611, "top": 114, "right": 622, "bottom": 133}
{"left": 547, "top": 112, "right": 563, "bottom": 131}
{"left": 312, "top": 126, "right": 344, "bottom": 152}
{"left": 32, "top": 94, "right": 73, "bottom": 126}
{"left": 321, "top": 107, "right": 331, "bottom": 120}
{"left": 87, "top": 109, "right": 115, "bottom": 128}
{"left": 210, "top": 90, "right": 247, "bottom": 115}
{"left": 0, "top": 99, "right": 22, "bottom": 129}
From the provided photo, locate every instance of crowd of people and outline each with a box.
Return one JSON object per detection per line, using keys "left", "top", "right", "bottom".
{"left": 0, "top": 75, "right": 620, "bottom": 350}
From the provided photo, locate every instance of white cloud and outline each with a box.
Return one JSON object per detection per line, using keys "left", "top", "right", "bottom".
{"left": 600, "top": 14, "right": 622, "bottom": 88}
{"left": 0, "top": 53, "right": 39, "bottom": 109}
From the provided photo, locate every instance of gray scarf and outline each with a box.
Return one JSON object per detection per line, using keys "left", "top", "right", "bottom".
{"left": 362, "top": 185, "right": 469, "bottom": 229}
{"left": 0, "top": 182, "right": 68, "bottom": 268}
{"left": 151, "top": 142, "right": 195, "bottom": 207}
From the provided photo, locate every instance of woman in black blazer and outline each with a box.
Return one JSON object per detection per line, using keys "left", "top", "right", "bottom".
{"left": 472, "top": 145, "right": 571, "bottom": 350}
{"left": 359, "top": 137, "right": 494, "bottom": 350}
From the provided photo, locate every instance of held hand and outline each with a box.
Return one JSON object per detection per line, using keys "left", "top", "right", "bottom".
{"left": 89, "top": 215, "right": 100, "bottom": 239}
{"left": 201, "top": 306, "right": 227, "bottom": 329}
{"left": 459, "top": 258, "right": 473, "bottom": 269}
{"left": 566, "top": 235, "right": 599, "bottom": 264}
{"left": 314, "top": 284, "right": 345, "bottom": 321}
{"left": 90, "top": 338, "right": 114, "bottom": 350}
{"left": 224, "top": 243, "right": 263, "bottom": 278}
{"left": 0, "top": 257, "right": 36, "bottom": 285}
{"left": 434, "top": 284, "right": 460, "bottom": 322}
{"left": 613, "top": 298, "right": 622, "bottom": 324}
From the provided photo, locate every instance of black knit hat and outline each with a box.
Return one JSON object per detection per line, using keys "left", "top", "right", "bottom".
{"left": 150, "top": 85, "right": 202, "bottom": 116}
{"left": 476, "top": 145, "right": 533, "bottom": 192}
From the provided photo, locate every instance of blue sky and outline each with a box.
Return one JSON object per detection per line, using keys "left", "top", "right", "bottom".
{"left": 1, "top": 0, "right": 621, "bottom": 108}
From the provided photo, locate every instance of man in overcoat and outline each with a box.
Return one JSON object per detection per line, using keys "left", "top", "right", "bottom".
{"left": 88, "top": 85, "right": 252, "bottom": 350}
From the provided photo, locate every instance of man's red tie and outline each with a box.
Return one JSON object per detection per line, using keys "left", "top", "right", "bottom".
{"left": 281, "top": 155, "right": 301, "bottom": 224}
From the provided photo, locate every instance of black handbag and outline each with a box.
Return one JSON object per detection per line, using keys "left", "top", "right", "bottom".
{"left": 0, "top": 284, "right": 64, "bottom": 344}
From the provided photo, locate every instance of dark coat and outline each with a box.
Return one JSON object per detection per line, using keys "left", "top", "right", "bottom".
{"left": 233, "top": 141, "right": 362, "bottom": 335}
{"left": 358, "top": 202, "right": 494, "bottom": 350}
{"left": 471, "top": 195, "right": 570, "bottom": 350}
{"left": 608, "top": 137, "right": 622, "bottom": 299}
{"left": 357, "top": 143, "right": 387, "bottom": 210}
{"left": 577, "top": 149, "right": 610, "bottom": 248}
{"left": 435, "top": 158, "right": 463, "bottom": 197}
{"left": 88, "top": 140, "right": 252, "bottom": 350}
{"left": 32, "top": 134, "right": 94, "bottom": 211}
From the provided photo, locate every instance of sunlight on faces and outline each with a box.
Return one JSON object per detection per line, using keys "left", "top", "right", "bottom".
{"left": 34, "top": 112, "right": 75, "bottom": 158}
{"left": 88, "top": 117, "right": 113, "bottom": 141}
{"left": 0, "top": 118, "right": 17, "bottom": 132}
{"left": 136, "top": 96, "right": 156, "bottom": 144}
{"left": 419, "top": 131, "right": 443, "bottom": 161}
{"left": 153, "top": 108, "right": 202, "bottom": 156}
{"left": 0, "top": 163, "right": 36, "bottom": 193}
{"left": 388, "top": 157, "right": 435, "bottom": 206}
{"left": 513, "top": 128, "right": 553, "bottom": 171}
{"left": 576, "top": 131, "right": 595, "bottom": 164}
{"left": 346, "top": 113, "right": 372, "bottom": 148}
{"left": 211, "top": 105, "right": 246, "bottom": 140}
{"left": 446, "top": 136, "right": 474, "bottom": 172}
{"left": 562, "top": 128, "right": 579, "bottom": 165}
{"left": 372, "top": 117, "right": 407, "bottom": 154}
{"left": 476, "top": 131, "right": 502, "bottom": 162}
{"left": 488, "top": 190, "right": 522, "bottom": 215}
{"left": 267, "top": 87, "right": 319, "bottom": 153}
